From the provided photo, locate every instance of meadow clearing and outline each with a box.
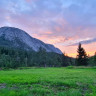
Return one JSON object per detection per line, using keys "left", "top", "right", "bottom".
{"left": 0, "top": 67, "right": 96, "bottom": 96}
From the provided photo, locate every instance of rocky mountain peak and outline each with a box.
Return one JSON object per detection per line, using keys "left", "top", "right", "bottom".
{"left": 0, "top": 27, "right": 62, "bottom": 54}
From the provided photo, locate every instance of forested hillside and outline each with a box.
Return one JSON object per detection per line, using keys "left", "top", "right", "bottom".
{"left": 0, "top": 47, "right": 74, "bottom": 68}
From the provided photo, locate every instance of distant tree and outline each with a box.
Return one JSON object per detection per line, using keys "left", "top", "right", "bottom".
{"left": 69, "top": 58, "right": 73, "bottom": 66}
{"left": 38, "top": 47, "right": 47, "bottom": 67}
{"left": 94, "top": 52, "right": 96, "bottom": 65}
{"left": 61, "top": 52, "right": 69, "bottom": 66}
{"left": 76, "top": 43, "right": 88, "bottom": 66}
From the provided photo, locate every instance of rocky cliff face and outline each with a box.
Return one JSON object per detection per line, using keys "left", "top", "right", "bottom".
{"left": 0, "top": 27, "right": 62, "bottom": 54}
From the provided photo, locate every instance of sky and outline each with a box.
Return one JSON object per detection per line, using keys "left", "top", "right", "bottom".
{"left": 0, "top": 0, "right": 96, "bottom": 57}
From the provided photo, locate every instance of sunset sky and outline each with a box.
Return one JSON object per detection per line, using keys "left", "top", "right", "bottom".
{"left": 0, "top": 0, "right": 96, "bottom": 57}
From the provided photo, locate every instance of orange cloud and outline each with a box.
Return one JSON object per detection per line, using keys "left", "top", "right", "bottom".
{"left": 45, "top": 31, "right": 52, "bottom": 34}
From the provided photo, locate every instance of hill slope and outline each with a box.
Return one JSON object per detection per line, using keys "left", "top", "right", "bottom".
{"left": 0, "top": 27, "right": 62, "bottom": 54}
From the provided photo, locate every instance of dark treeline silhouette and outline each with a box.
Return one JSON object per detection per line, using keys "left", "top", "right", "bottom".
{"left": 0, "top": 47, "right": 74, "bottom": 69}
{"left": 76, "top": 43, "right": 96, "bottom": 66}
{"left": 0, "top": 43, "right": 96, "bottom": 69}
{"left": 88, "top": 52, "right": 96, "bottom": 66}
{"left": 76, "top": 43, "right": 88, "bottom": 66}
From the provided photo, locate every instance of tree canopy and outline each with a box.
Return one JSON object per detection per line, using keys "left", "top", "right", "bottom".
{"left": 76, "top": 43, "right": 88, "bottom": 66}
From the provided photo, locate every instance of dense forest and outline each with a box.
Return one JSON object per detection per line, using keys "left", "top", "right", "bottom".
{"left": 0, "top": 46, "right": 74, "bottom": 68}
{"left": 0, "top": 43, "right": 96, "bottom": 69}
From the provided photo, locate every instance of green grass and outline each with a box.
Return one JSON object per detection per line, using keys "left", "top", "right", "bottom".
{"left": 0, "top": 67, "right": 96, "bottom": 96}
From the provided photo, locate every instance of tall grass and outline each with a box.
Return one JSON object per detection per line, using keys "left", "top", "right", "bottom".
{"left": 0, "top": 67, "right": 96, "bottom": 96}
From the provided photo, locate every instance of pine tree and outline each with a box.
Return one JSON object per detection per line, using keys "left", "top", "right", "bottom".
{"left": 94, "top": 52, "right": 96, "bottom": 65}
{"left": 76, "top": 43, "right": 88, "bottom": 66}
{"left": 61, "top": 52, "right": 69, "bottom": 66}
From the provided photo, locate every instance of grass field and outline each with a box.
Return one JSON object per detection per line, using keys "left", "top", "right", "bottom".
{"left": 0, "top": 67, "right": 96, "bottom": 96}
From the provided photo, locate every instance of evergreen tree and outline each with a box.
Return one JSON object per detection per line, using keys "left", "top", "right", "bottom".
{"left": 94, "top": 52, "right": 96, "bottom": 65}
{"left": 76, "top": 43, "right": 88, "bottom": 66}
{"left": 38, "top": 47, "right": 47, "bottom": 67}
{"left": 61, "top": 52, "right": 69, "bottom": 66}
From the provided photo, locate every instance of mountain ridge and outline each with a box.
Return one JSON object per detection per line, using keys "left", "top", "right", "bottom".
{"left": 0, "top": 26, "right": 62, "bottom": 54}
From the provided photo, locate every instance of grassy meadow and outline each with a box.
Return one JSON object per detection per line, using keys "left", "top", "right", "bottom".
{"left": 0, "top": 67, "right": 96, "bottom": 96}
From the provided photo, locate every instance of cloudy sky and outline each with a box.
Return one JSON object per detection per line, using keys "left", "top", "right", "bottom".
{"left": 0, "top": 0, "right": 96, "bottom": 57}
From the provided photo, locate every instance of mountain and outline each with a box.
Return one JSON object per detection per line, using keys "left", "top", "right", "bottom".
{"left": 0, "top": 27, "right": 62, "bottom": 54}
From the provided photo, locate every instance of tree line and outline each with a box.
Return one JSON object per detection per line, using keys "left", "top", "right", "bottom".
{"left": 76, "top": 43, "right": 96, "bottom": 66}
{"left": 0, "top": 47, "right": 74, "bottom": 69}
{"left": 0, "top": 43, "right": 96, "bottom": 69}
